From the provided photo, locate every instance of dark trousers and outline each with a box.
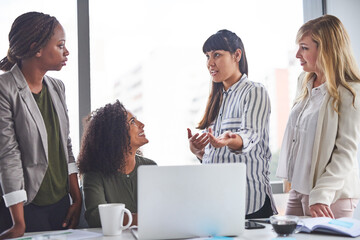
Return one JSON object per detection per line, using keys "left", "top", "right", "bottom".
{"left": 0, "top": 198, "right": 12, "bottom": 232}
{"left": 0, "top": 194, "right": 70, "bottom": 233}
{"left": 245, "top": 194, "right": 274, "bottom": 219}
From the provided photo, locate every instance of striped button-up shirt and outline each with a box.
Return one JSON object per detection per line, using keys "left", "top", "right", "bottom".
{"left": 202, "top": 74, "right": 277, "bottom": 215}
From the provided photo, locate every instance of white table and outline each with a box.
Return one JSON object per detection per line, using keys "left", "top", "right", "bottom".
{"left": 24, "top": 225, "right": 360, "bottom": 240}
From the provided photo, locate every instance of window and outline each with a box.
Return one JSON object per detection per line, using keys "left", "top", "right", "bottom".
{"left": 0, "top": 0, "right": 79, "bottom": 156}
{"left": 89, "top": 0, "right": 303, "bottom": 182}
{"left": 0, "top": 1, "right": 304, "bottom": 182}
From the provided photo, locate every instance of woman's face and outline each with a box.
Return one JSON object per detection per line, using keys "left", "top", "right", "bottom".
{"left": 127, "top": 111, "right": 149, "bottom": 149}
{"left": 205, "top": 49, "right": 241, "bottom": 90}
{"left": 36, "top": 23, "right": 69, "bottom": 71}
{"left": 296, "top": 35, "right": 320, "bottom": 74}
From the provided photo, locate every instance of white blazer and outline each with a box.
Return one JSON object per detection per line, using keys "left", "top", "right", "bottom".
{"left": 298, "top": 74, "right": 360, "bottom": 206}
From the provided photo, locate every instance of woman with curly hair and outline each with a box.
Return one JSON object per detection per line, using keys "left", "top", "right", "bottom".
{"left": 78, "top": 100, "right": 156, "bottom": 227}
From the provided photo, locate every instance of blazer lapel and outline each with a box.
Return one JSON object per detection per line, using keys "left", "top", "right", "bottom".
{"left": 309, "top": 92, "right": 330, "bottom": 187}
{"left": 11, "top": 65, "right": 49, "bottom": 161}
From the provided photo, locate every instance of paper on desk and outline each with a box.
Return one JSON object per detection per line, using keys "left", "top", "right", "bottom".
{"left": 188, "top": 237, "right": 235, "bottom": 240}
{"left": 11, "top": 229, "right": 102, "bottom": 240}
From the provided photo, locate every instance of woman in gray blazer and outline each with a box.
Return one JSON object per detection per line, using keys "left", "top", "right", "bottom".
{"left": 0, "top": 12, "right": 81, "bottom": 239}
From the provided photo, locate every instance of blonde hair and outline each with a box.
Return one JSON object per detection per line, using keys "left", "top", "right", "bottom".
{"left": 296, "top": 15, "right": 360, "bottom": 112}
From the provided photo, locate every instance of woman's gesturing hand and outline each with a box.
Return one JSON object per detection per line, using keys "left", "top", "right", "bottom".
{"left": 187, "top": 128, "right": 209, "bottom": 160}
{"left": 207, "top": 128, "right": 242, "bottom": 151}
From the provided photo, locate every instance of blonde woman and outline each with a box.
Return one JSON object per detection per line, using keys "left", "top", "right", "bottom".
{"left": 277, "top": 15, "right": 360, "bottom": 218}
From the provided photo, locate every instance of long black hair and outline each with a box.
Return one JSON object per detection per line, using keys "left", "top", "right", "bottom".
{"left": 198, "top": 29, "right": 248, "bottom": 129}
{"left": 0, "top": 11, "right": 59, "bottom": 71}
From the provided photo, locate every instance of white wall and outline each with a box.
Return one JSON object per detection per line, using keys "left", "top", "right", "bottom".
{"left": 303, "top": 0, "right": 323, "bottom": 22}
{"left": 327, "top": 0, "right": 360, "bottom": 69}
{"left": 326, "top": 0, "right": 360, "bottom": 219}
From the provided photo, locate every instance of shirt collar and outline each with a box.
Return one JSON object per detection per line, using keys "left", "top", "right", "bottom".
{"left": 306, "top": 76, "right": 327, "bottom": 96}
{"left": 317, "top": 82, "right": 327, "bottom": 96}
{"left": 222, "top": 73, "right": 248, "bottom": 94}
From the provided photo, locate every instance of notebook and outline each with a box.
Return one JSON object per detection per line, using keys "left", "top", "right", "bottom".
{"left": 300, "top": 217, "right": 360, "bottom": 237}
{"left": 136, "top": 163, "right": 246, "bottom": 239}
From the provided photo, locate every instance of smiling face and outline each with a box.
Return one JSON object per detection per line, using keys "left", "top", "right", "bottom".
{"left": 36, "top": 23, "right": 69, "bottom": 71}
{"left": 296, "top": 34, "right": 320, "bottom": 74}
{"left": 205, "top": 49, "right": 242, "bottom": 90}
{"left": 127, "top": 111, "right": 149, "bottom": 149}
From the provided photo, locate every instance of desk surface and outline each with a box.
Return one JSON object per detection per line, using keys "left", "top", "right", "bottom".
{"left": 24, "top": 225, "right": 360, "bottom": 240}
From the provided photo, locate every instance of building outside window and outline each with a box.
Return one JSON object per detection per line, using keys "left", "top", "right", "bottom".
{"left": 0, "top": 0, "right": 304, "bottom": 182}
{"left": 89, "top": 0, "right": 303, "bottom": 181}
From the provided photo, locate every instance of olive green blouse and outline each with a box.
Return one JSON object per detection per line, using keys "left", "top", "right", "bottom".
{"left": 83, "top": 155, "right": 156, "bottom": 227}
{"left": 32, "top": 82, "right": 67, "bottom": 206}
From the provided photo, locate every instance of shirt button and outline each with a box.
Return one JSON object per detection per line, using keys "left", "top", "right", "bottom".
{"left": 292, "top": 139, "right": 295, "bottom": 142}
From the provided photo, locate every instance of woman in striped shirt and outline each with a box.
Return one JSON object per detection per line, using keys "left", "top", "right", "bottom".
{"left": 187, "top": 29, "right": 277, "bottom": 218}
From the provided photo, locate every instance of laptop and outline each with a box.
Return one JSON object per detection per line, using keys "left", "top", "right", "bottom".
{"left": 136, "top": 163, "right": 246, "bottom": 240}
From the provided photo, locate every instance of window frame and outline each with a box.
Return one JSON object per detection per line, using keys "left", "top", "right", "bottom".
{"left": 76, "top": 0, "right": 324, "bottom": 194}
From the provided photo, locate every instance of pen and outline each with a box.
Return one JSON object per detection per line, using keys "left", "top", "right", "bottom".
{"left": 248, "top": 219, "right": 271, "bottom": 224}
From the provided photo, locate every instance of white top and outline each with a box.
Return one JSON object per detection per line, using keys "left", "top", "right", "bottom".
{"left": 277, "top": 78, "right": 326, "bottom": 194}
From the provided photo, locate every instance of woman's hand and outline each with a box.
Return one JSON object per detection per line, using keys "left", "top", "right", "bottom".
{"left": 187, "top": 128, "right": 209, "bottom": 160}
{"left": 207, "top": 128, "right": 243, "bottom": 150}
{"left": 0, "top": 222, "right": 26, "bottom": 240}
{"left": 62, "top": 200, "right": 82, "bottom": 229}
{"left": 0, "top": 203, "right": 26, "bottom": 239}
{"left": 124, "top": 213, "right": 137, "bottom": 226}
{"left": 63, "top": 173, "right": 82, "bottom": 228}
{"left": 309, "top": 203, "right": 334, "bottom": 218}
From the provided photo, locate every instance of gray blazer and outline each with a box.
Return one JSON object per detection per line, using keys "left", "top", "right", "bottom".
{"left": 0, "top": 64, "right": 77, "bottom": 207}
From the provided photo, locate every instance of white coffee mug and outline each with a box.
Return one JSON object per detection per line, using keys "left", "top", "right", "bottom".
{"left": 98, "top": 203, "right": 133, "bottom": 236}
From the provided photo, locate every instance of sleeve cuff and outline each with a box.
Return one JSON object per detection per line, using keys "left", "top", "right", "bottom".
{"left": 229, "top": 132, "right": 257, "bottom": 154}
{"left": 309, "top": 190, "right": 333, "bottom": 207}
{"left": 68, "top": 162, "right": 78, "bottom": 175}
{"left": 3, "top": 190, "right": 27, "bottom": 207}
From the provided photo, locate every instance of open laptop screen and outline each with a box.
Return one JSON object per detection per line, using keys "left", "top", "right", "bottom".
{"left": 137, "top": 163, "right": 246, "bottom": 240}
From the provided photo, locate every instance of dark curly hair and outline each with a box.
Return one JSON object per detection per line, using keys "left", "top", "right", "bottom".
{"left": 77, "top": 100, "right": 131, "bottom": 175}
{"left": 0, "top": 11, "right": 59, "bottom": 71}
